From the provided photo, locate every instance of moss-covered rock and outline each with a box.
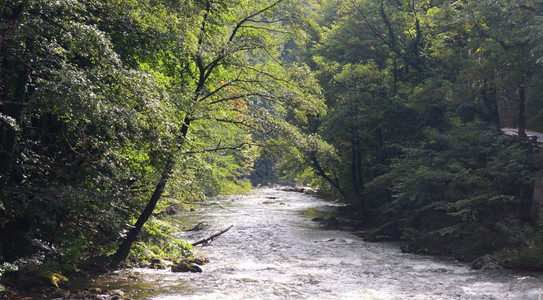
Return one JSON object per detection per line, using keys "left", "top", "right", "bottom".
{"left": 471, "top": 255, "right": 502, "bottom": 270}
{"left": 147, "top": 259, "right": 167, "bottom": 269}
{"left": 171, "top": 261, "right": 202, "bottom": 273}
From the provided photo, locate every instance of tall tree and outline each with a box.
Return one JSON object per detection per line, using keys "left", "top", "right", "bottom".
{"left": 0, "top": 0, "right": 185, "bottom": 264}
{"left": 110, "top": 0, "right": 324, "bottom": 266}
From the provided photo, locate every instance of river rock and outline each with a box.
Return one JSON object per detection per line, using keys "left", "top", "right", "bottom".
{"left": 88, "top": 287, "right": 103, "bottom": 294}
{"left": 300, "top": 187, "right": 315, "bottom": 194}
{"left": 110, "top": 289, "right": 125, "bottom": 296}
{"left": 188, "top": 257, "right": 209, "bottom": 266}
{"left": 471, "top": 255, "right": 502, "bottom": 270}
{"left": 171, "top": 262, "right": 203, "bottom": 273}
{"left": 147, "top": 258, "right": 166, "bottom": 269}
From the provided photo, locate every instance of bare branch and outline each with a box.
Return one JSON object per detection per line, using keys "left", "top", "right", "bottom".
{"left": 238, "top": 25, "right": 288, "bottom": 35}
{"left": 197, "top": 79, "right": 237, "bottom": 103}
{"left": 200, "top": 0, "right": 286, "bottom": 82}
{"left": 182, "top": 142, "right": 255, "bottom": 155}
{"left": 228, "top": 0, "right": 285, "bottom": 43}
{"left": 349, "top": 0, "right": 389, "bottom": 47}
{"left": 242, "top": 65, "right": 290, "bottom": 84}
{"left": 207, "top": 92, "right": 262, "bottom": 105}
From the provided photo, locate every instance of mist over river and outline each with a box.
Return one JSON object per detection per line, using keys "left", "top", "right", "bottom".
{"left": 74, "top": 188, "right": 543, "bottom": 299}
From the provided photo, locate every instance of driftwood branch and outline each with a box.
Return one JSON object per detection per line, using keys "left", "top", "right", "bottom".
{"left": 191, "top": 225, "right": 233, "bottom": 246}
{"left": 185, "top": 222, "right": 206, "bottom": 231}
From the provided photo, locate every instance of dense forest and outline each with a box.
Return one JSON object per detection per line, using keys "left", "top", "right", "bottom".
{"left": 1, "top": 0, "right": 543, "bottom": 293}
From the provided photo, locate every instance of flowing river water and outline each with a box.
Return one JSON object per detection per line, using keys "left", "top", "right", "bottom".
{"left": 75, "top": 188, "right": 543, "bottom": 299}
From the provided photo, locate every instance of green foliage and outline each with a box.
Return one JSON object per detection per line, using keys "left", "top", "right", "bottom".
{"left": 141, "top": 217, "right": 175, "bottom": 244}
{"left": 0, "top": 0, "right": 188, "bottom": 266}
{"left": 497, "top": 217, "right": 537, "bottom": 248}
{"left": 2, "top": 0, "right": 543, "bottom": 279}
{"left": 493, "top": 217, "right": 543, "bottom": 269}
{"left": 38, "top": 270, "right": 68, "bottom": 288}
{"left": 128, "top": 242, "right": 158, "bottom": 263}
{"left": 495, "top": 240, "right": 543, "bottom": 271}
{"left": 1, "top": 0, "right": 326, "bottom": 272}
{"left": 128, "top": 218, "right": 194, "bottom": 263}
{"left": 168, "top": 239, "right": 194, "bottom": 259}
{"left": 380, "top": 121, "right": 537, "bottom": 259}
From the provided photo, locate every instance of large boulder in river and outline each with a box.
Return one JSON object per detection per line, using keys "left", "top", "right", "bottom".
{"left": 471, "top": 255, "right": 502, "bottom": 270}
{"left": 171, "top": 261, "right": 202, "bottom": 273}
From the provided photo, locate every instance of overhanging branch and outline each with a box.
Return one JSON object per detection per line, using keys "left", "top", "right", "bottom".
{"left": 181, "top": 142, "right": 255, "bottom": 155}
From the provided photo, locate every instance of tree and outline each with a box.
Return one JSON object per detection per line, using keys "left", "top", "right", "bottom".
{"left": 109, "top": 0, "right": 325, "bottom": 266}
{"left": 0, "top": 0, "right": 184, "bottom": 265}
{"left": 293, "top": 0, "right": 432, "bottom": 207}
{"left": 304, "top": 0, "right": 543, "bottom": 260}
{"left": 433, "top": 0, "right": 541, "bottom": 132}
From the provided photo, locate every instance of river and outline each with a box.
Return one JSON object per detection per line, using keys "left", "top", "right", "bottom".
{"left": 75, "top": 188, "right": 543, "bottom": 299}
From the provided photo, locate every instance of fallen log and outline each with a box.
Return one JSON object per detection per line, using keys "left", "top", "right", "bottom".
{"left": 191, "top": 225, "right": 233, "bottom": 246}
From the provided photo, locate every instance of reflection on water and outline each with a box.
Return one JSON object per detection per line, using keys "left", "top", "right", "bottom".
{"left": 75, "top": 188, "right": 543, "bottom": 299}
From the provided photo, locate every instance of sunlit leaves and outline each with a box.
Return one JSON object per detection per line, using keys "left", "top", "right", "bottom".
{"left": 0, "top": 0, "right": 326, "bottom": 268}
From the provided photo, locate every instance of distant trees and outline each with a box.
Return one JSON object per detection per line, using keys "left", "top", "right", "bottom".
{"left": 299, "top": 0, "right": 432, "bottom": 208}
{"left": 276, "top": 0, "right": 543, "bottom": 259}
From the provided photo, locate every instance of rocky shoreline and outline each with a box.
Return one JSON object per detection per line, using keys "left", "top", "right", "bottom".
{"left": 2, "top": 255, "right": 210, "bottom": 299}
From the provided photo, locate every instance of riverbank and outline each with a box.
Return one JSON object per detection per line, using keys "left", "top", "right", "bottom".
{"left": 311, "top": 201, "right": 543, "bottom": 273}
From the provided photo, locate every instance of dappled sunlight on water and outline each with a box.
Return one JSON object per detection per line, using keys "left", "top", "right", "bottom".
{"left": 74, "top": 188, "right": 543, "bottom": 299}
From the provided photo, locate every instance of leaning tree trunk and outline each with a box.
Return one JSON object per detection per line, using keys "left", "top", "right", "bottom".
{"left": 109, "top": 154, "right": 175, "bottom": 268}
{"left": 109, "top": 119, "right": 191, "bottom": 268}
{"left": 310, "top": 153, "right": 348, "bottom": 200}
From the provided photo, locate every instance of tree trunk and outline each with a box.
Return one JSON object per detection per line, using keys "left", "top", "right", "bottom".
{"left": 481, "top": 79, "right": 500, "bottom": 130}
{"left": 110, "top": 118, "right": 191, "bottom": 268}
{"left": 518, "top": 84, "right": 527, "bottom": 138}
{"left": 351, "top": 127, "right": 360, "bottom": 197}
{"left": 109, "top": 154, "right": 175, "bottom": 268}
{"left": 310, "top": 153, "right": 348, "bottom": 200}
{"left": 351, "top": 126, "right": 364, "bottom": 198}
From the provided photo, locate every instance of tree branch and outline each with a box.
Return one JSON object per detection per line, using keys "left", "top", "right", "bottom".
{"left": 182, "top": 142, "right": 254, "bottom": 154}
{"left": 228, "top": 0, "right": 285, "bottom": 43}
